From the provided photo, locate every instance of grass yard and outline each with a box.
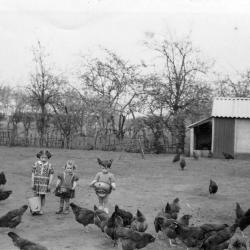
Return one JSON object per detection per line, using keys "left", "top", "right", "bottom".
{"left": 0, "top": 146, "right": 250, "bottom": 250}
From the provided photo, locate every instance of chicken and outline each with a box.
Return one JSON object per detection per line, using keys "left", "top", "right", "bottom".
{"left": 131, "top": 210, "right": 148, "bottom": 232}
{"left": 115, "top": 205, "right": 133, "bottom": 227}
{"left": 223, "top": 152, "right": 234, "bottom": 160}
{"left": 0, "top": 190, "right": 12, "bottom": 201}
{"left": 172, "top": 153, "right": 180, "bottom": 163}
{"left": 228, "top": 227, "right": 248, "bottom": 250}
{"left": 169, "top": 198, "right": 181, "bottom": 218}
{"left": 93, "top": 205, "right": 109, "bottom": 232}
{"left": 97, "top": 158, "right": 113, "bottom": 168}
{"left": 0, "top": 205, "right": 28, "bottom": 228}
{"left": 193, "top": 151, "right": 199, "bottom": 160}
{"left": 8, "top": 231, "right": 48, "bottom": 250}
{"left": 180, "top": 158, "right": 186, "bottom": 170}
{"left": 201, "top": 223, "right": 239, "bottom": 250}
{"left": 70, "top": 203, "right": 94, "bottom": 231}
{"left": 236, "top": 203, "right": 245, "bottom": 221}
{"left": 178, "top": 214, "right": 192, "bottom": 226}
{"left": 209, "top": 179, "right": 218, "bottom": 195}
{"left": 104, "top": 207, "right": 123, "bottom": 246}
{"left": 168, "top": 221, "right": 229, "bottom": 249}
{"left": 116, "top": 226, "right": 155, "bottom": 250}
{"left": 237, "top": 209, "right": 250, "bottom": 231}
{"left": 0, "top": 171, "right": 6, "bottom": 185}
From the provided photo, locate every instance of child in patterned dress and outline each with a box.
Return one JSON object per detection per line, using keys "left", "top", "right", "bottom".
{"left": 89, "top": 161, "right": 116, "bottom": 214}
{"left": 31, "top": 150, "right": 54, "bottom": 215}
{"left": 55, "top": 160, "right": 79, "bottom": 214}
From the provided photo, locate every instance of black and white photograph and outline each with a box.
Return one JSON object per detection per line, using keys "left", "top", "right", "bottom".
{"left": 0, "top": 0, "right": 250, "bottom": 249}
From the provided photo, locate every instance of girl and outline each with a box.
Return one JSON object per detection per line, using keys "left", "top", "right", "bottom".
{"left": 31, "top": 150, "right": 54, "bottom": 215}
{"left": 89, "top": 160, "right": 116, "bottom": 214}
{"left": 55, "top": 160, "right": 79, "bottom": 214}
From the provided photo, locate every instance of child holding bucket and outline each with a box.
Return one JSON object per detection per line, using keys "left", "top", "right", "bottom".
{"left": 89, "top": 160, "right": 116, "bottom": 214}
{"left": 54, "top": 160, "right": 79, "bottom": 214}
{"left": 31, "top": 150, "right": 54, "bottom": 215}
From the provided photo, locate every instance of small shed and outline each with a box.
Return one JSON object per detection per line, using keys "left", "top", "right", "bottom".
{"left": 188, "top": 97, "right": 250, "bottom": 158}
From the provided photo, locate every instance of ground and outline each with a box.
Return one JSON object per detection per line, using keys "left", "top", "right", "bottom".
{"left": 0, "top": 146, "right": 250, "bottom": 250}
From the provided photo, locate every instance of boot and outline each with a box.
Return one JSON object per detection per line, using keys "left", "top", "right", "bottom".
{"left": 63, "top": 208, "right": 69, "bottom": 214}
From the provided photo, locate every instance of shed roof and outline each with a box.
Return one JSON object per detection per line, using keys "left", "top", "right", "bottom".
{"left": 212, "top": 97, "right": 250, "bottom": 118}
{"left": 188, "top": 117, "right": 212, "bottom": 128}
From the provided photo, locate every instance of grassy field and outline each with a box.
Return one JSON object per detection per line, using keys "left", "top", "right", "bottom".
{"left": 0, "top": 146, "right": 250, "bottom": 250}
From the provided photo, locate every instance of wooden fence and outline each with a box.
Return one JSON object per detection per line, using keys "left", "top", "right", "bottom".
{"left": 0, "top": 130, "right": 176, "bottom": 154}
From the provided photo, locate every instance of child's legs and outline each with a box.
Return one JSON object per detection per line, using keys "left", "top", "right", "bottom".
{"left": 59, "top": 197, "right": 64, "bottom": 209}
{"left": 103, "top": 195, "right": 109, "bottom": 213}
{"left": 64, "top": 197, "right": 70, "bottom": 210}
{"left": 40, "top": 194, "right": 45, "bottom": 209}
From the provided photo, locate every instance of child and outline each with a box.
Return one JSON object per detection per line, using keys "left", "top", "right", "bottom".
{"left": 31, "top": 150, "right": 54, "bottom": 215}
{"left": 55, "top": 160, "right": 79, "bottom": 214}
{"left": 89, "top": 160, "right": 116, "bottom": 214}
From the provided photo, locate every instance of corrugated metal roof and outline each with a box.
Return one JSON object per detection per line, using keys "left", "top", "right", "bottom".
{"left": 212, "top": 97, "right": 250, "bottom": 118}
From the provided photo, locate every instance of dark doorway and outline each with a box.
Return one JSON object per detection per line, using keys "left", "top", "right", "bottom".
{"left": 194, "top": 121, "right": 212, "bottom": 150}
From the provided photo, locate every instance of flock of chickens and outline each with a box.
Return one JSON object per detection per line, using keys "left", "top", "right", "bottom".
{"left": 0, "top": 152, "right": 249, "bottom": 250}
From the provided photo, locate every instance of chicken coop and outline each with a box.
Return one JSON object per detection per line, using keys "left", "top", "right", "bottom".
{"left": 188, "top": 97, "right": 250, "bottom": 159}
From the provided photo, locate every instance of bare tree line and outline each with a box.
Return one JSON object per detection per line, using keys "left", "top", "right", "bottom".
{"left": 0, "top": 36, "right": 249, "bottom": 153}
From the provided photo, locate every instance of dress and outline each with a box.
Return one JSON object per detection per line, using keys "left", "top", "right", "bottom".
{"left": 32, "top": 160, "right": 54, "bottom": 195}
{"left": 58, "top": 172, "right": 79, "bottom": 198}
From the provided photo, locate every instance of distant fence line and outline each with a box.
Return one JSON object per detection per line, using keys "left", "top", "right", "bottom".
{"left": 0, "top": 130, "right": 176, "bottom": 154}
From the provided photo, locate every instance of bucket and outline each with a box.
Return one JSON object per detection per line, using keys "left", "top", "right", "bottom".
{"left": 28, "top": 196, "right": 41, "bottom": 213}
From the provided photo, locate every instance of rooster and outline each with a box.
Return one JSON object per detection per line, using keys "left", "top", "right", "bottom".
{"left": 0, "top": 171, "right": 6, "bottom": 185}
{"left": 0, "top": 190, "right": 12, "bottom": 201}
{"left": 8, "top": 231, "right": 48, "bottom": 250}
{"left": 97, "top": 158, "right": 113, "bottom": 168}
{"left": 114, "top": 205, "right": 133, "bottom": 227}
{"left": 116, "top": 226, "right": 155, "bottom": 250}
{"left": 223, "top": 152, "right": 234, "bottom": 160}
{"left": 70, "top": 203, "right": 94, "bottom": 232}
{"left": 131, "top": 209, "right": 148, "bottom": 232}
{"left": 0, "top": 205, "right": 28, "bottom": 228}
{"left": 209, "top": 179, "right": 218, "bottom": 195}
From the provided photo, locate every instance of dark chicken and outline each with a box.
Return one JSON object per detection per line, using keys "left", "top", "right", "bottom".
{"left": 116, "top": 227, "right": 155, "bottom": 250}
{"left": 180, "top": 158, "right": 186, "bottom": 170}
{"left": 168, "top": 221, "right": 229, "bottom": 249}
{"left": 97, "top": 158, "right": 113, "bottom": 168}
{"left": 209, "top": 179, "right": 218, "bottom": 195}
{"left": 235, "top": 204, "right": 250, "bottom": 231}
{"left": 172, "top": 153, "right": 180, "bottom": 163}
{"left": 70, "top": 203, "right": 94, "bottom": 231}
{"left": 0, "top": 205, "right": 28, "bottom": 228}
{"left": 0, "top": 190, "right": 12, "bottom": 201}
{"left": 8, "top": 231, "right": 48, "bottom": 250}
{"left": 115, "top": 205, "right": 133, "bottom": 227}
{"left": 131, "top": 209, "right": 148, "bottom": 232}
{"left": 223, "top": 152, "right": 234, "bottom": 159}
{"left": 0, "top": 171, "right": 6, "bottom": 185}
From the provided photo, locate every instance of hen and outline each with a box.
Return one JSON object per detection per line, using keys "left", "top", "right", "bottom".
{"left": 235, "top": 203, "right": 245, "bottom": 221}
{"left": 131, "top": 209, "right": 148, "bottom": 232}
{"left": 223, "top": 152, "right": 234, "bottom": 160}
{"left": 180, "top": 158, "right": 186, "bottom": 170}
{"left": 97, "top": 158, "right": 113, "bottom": 168}
{"left": 0, "top": 171, "right": 6, "bottom": 185}
{"left": 115, "top": 205, "right": 133, "bottom": 227}
{"left": 116, "top": 226, "right": 155, "bottom": 250}
{"left": 172, "top": 153, "right": 180, "bottom": 163}
{"left": 169, "top": 198, "right": 181, "bottom": 218}
{"left": 201, "top": 223, "right": 239, "bottom": 250}
{"left": 0, "top": 190, "right": 12, "bottom": 201}
{"left": 0, "top": 205, "right": 28, "bottom": 228}
{"left": 209, "top": 179, "right": 218, "bottom": 195}
{"left": 8, "top": 232, "right": 48, "bottom": 250}
{"left": 93, "top": 205, "right": 109, "bottom": 232}
{"left": 169, "top": 221, "right": 229, "bottom": 249}
{"left": 104, "top": 207, "right": 123, "bottom": 246}
{"left": 237, "top": 208, "right": 250, "bottom": 231}
{"left": 70, "top": 203, "right": 94, "bottom": 231}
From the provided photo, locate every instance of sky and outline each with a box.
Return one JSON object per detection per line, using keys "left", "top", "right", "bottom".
{"left": 0, "top": 0, "right": 250, "bottom": 87}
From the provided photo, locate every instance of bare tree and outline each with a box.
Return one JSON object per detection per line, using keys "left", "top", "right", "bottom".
{"left": 27, "top": 41, "right": 64, "bottom": 146}
{"left": 144, "top": 36, "right": 213, "bottom": 152}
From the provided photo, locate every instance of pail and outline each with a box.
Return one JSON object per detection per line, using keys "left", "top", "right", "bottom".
{"left": 28, "top": 196, "right": 41, "bottom": 213}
